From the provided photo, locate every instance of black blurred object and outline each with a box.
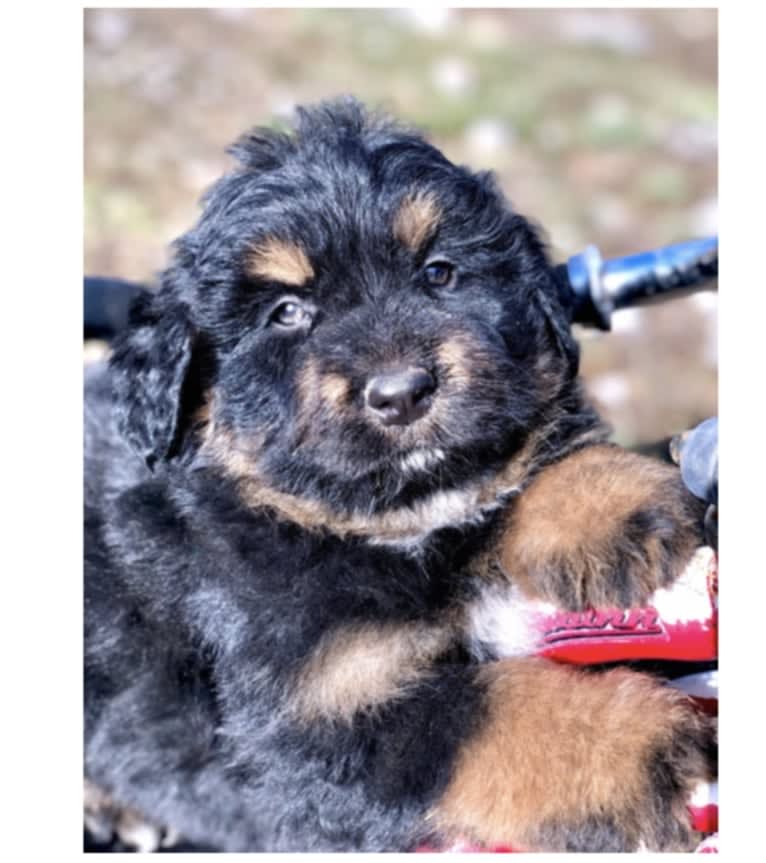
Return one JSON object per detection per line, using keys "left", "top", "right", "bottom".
{"left": 84, "top": 276, "right": 149, "bottom": 340}
{"left": 671, "top": 417, "right": 718, "bottom": 505}
{"left": 554, "top": 237, "right": 718, "bottom": 330}
{"left": 670, "top": 417, "right": 718, "bottom": 550}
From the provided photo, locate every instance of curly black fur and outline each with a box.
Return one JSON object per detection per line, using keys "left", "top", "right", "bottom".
{"left": 84, "top": 98, "right": 710, "bottom": 852}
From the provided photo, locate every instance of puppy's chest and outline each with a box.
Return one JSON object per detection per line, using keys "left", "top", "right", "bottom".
{"left": 190, "top": 513, "right": 489, "bottom": 663}
{"left": 226, "top": 524, "right": 489, "bottom": 724}
{"left": 241, "top": 523, "right": 473, "bottom": 625}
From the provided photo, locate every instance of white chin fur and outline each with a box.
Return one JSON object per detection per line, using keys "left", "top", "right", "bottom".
{"left": 398, "top": 447, "right": 446, "bottom": 475}
{"left": 367, "top": 485, "right": 499, "bottom": 550}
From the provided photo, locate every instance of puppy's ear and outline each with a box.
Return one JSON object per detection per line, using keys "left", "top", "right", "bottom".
{"left": 110, "top": 293, "right": 196, "bottom": 469}
{"left": 504, "top": 210, "right": 581, "bottom": 380}
{"left": 534, "top": 274, "right": 581, "bottom": 379}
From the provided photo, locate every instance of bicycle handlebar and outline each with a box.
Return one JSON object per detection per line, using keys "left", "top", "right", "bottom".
{"left": 555, "top": 236, "right": 718, "bottom": 330}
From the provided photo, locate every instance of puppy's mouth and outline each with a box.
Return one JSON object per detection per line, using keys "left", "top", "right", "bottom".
{"left": 207, "top": 426, "right": 539, "bottom": 548}
{"left": 198, "top": 395, "right": 564, "bottom": 548}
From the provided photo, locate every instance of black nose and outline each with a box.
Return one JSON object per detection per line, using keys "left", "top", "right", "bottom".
{"left": 366, "top": 367, "right": 436, "bottom": 426}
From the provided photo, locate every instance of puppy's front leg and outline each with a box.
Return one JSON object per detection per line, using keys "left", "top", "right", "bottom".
{"left": 498, "top": 444, "right": 706, "bottom": 609}
{"left": 429, "top": 658, "right": 714, "bottom": 852}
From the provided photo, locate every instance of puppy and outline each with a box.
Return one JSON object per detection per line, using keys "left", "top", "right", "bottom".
{"left": 84, "top": 97, "right": 714, "bottom": 852}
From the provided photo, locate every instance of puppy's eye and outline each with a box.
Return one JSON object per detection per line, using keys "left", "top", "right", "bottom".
{"left": 270, "top": 299, "right": 313, "bottom": 329}
{"left": 424, "top": 261, "right": 456, "bottom": 288}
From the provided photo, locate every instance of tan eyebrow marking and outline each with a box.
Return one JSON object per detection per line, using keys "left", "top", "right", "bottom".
{"left": 245, "top": 237, "right": 314, "bottom": 286}
{"left": 394, "top": 191, "right": 442, "bottom": 252}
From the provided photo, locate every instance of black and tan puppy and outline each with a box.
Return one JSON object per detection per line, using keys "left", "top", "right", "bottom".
{"left": 84, "top": 98, "right": 713, "bottom": 852}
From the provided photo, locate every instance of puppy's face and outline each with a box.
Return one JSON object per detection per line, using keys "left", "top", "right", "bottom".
{"left": 113, "top": 101, "right": 578, "bottom": 532}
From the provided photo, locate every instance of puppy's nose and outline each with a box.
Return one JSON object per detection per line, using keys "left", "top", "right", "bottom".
{"left": 366, "top": 368, "right": 436, "bottom": 426}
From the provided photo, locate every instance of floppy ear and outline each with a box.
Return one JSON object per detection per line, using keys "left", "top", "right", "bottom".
{"left": 506, "top": 211, "right": 581, "bottom": 380}
{"left": 534, "top": 274, "right": 581, "bottom": 379}
{"left": 110, "top": 294, "right": 196, "bottom": 469}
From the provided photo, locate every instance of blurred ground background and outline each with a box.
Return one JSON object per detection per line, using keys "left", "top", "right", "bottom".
{"left": 84, "top": 7, "right": 717, "bottom": 447}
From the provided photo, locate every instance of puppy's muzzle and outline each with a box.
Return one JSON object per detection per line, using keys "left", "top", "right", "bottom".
{"left": 365, "top": 367, "right": 436, "bottom": 427}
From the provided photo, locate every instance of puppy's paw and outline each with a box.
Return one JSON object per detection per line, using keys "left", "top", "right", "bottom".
{"left": 84, "top": 779, "right": 177, "bottom": 852}
{"left": 499, "top": 445, "right": 706, "bottom": 609}
{"left": 531, "top": 690, "right": 716, "bottom": 852}
{"left": 432, "top": 661, "right": 716, "bottom": 852}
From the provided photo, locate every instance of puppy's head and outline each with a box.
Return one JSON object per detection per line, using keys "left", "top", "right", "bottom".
{"left": 111, "top": 98, "right": 580, "bottom": 539}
